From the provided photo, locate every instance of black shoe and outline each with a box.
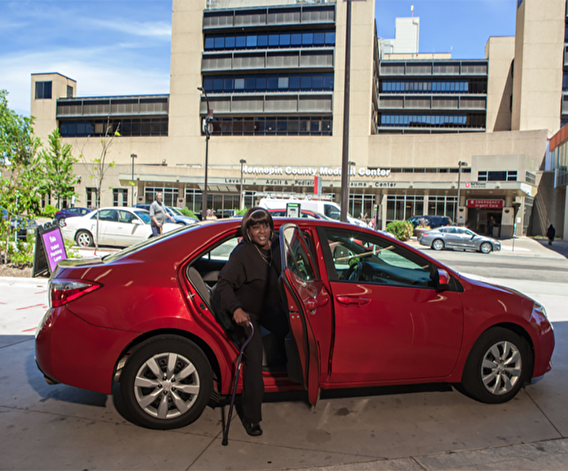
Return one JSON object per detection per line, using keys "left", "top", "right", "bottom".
{"left": 243, "top": 422, "right": 263, "bottom": 437}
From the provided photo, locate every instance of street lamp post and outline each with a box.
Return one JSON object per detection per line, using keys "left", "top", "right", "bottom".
{"left": 197, "top": 87, "right": 212, "bottom": 221}
{"left": 130, "top": 153, "right": 137, "bottom": 207}
{"left": 347, "top": 161, "right": 356, "bottom": 214}
{"left": 457, "top": 161, "right": 468, "bottom": 225}
{"left": 239, "top": 159, "right": 246, "bottom": 211}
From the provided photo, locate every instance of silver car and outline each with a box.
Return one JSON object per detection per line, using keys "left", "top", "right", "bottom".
{"left": 419, "top": 226, "right": 501, "bottom": 254}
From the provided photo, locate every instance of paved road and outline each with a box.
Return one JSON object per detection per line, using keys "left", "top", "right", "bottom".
{"left": 1, "top": 239, "right": 568, "bottom": 470}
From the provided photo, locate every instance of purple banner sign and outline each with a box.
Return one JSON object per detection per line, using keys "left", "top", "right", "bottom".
{"left": 41, "top": 229, "right": 67, "bottom": 272}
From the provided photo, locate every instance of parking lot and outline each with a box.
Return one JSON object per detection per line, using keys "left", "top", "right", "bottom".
{"left": 1, "top": 238, "right": 568, "bottom": 470}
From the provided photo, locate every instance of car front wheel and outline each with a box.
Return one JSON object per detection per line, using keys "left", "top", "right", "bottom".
{"left": 480, "top": 242, "right": 492, "bottom": 254}
{"left": 58, "top": 218, "right": 66, "bottom": 228}
{"left": 120, "top": 336, "right": 213, "bottom": 430}
{"left": 75, "top": 230, "right": 93, "bottom": 247}
{"left": 460, "top": 327, "right": 531, "bottom": 404}
{"left": 432, "top": 239, "right": 444, "bottom": 251}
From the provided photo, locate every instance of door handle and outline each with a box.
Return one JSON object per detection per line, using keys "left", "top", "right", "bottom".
{"left": 336, "top": 296, "right": 370, "bottom": 306}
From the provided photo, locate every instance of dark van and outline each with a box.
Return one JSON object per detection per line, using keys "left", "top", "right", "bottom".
{"left": 407, "top": 215, "right": 452, "bottom": 229}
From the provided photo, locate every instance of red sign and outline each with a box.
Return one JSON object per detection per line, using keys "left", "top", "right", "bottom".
{"left": 467, "top": 199, "right": 504, "bottom": 209}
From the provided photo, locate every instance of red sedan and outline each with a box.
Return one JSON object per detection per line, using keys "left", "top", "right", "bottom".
{"left": 35, "top": 219, "right": 555, "bottom": 430}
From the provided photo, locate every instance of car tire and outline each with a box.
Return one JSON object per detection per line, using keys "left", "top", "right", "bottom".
{"left": 75, "top": 230, "right": 94, "bottom": 247}
{"left": 120, "top": 336, "right": 213, "bottom": 430}
{"left": 432, "top": 239, "right": 444, "bottom": 251}
{"left": 480, "top": 242, "right": 492, "bottom": 254}
{"left": 58, "top": 218, "right": 66, "bottom": 228}
{"left": 460, "top": 327, "right": 531, "bottom": 404}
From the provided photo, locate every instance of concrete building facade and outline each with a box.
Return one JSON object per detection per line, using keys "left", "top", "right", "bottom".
{"left": 28, "top": 0, "right": 568, "bottom": 238}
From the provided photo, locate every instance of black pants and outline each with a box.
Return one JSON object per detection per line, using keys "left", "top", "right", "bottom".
{"left": 237, "top": 312, "right": 288, "bottom": 424}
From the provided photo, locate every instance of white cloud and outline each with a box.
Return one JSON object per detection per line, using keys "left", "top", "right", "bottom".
{"left": 88, "top": 18, "right": 172, "bottom": 39}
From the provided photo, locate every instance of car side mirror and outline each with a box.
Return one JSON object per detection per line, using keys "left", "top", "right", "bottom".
{"left": 436, "top": 268, "right": 450, "bottom": 291}
{"left": 133, "top": 219, "right": 143, "bottom": 225}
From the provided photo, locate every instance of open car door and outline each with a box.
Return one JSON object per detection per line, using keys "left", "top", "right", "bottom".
{"left": 279, "top": 224, "right": 329, "bottom": 406}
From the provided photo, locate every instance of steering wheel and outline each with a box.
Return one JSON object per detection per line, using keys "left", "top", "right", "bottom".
{"left": 344, "top": 261, "right": 363, "bottom": 281}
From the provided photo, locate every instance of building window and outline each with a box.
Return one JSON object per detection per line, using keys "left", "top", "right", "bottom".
{"left": 203, "top": 72, "right": 334, "bottom": 94}
{"left": 86, "top": 187, "right": 99, "bottom": 209}
{"left": 204, "top": 29, "right": 336, "bottom": 51}
{"left": 59, "top": 118, "right": 168, "bottom": 137}
{"left": 379, "top": 112, "right": 485, "bottom": 129}
{"left": 525, "top": 172, "right": 536, "bottom": 185}
{"left": 478, "top": 170, "right": 517, "bottom": 182}
{"left": 348, "top": 193, "right": 375, "bottom": 220}
{"left": 35, "top": 81, "right": 52, "bottom": 99}
{"left": 206, "top": 116, "right": 332, "bottom": 136}
{"left": 144, "top": 187, "right": 179, "bottom": 207}
{"left": 386, "top": 195, "right": 425, "bottom": 222}
{"left": 66, "top": 85, "right": 73, "bottom": 98}
{"left": 113, "top": 189, "right": 128, "bottom": 207}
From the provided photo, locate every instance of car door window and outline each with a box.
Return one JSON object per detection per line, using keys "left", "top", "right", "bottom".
{"left": 321, "top": 227, "right": 436, "bottom": 288}
{"left": 98, "top": 209, "right": 118, "bottom": 222}
{"left": 118, "top": 210, "right": 135, "bottom": 224}
{"left": 281, "top": 225, "right": 318, "bottom": 281}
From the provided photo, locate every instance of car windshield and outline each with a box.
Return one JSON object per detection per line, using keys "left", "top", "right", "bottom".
{"left": 134, "top": 211, "right": 152, "bottom": 224}
{"left": 169, "top": 207, "right": 184, "bottom": 216}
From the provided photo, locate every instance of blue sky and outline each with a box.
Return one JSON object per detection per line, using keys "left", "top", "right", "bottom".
{"left": 0, "top": 0, "right": 517, "bottom": 117}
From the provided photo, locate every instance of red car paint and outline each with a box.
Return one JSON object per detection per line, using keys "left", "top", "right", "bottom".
{"left": 35, "top": 218, "right": 554, "bottom": 420}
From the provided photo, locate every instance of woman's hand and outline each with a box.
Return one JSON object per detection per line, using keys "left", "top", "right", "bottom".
{"left": 233, "top": 308, "right": 250, "bottom": 327}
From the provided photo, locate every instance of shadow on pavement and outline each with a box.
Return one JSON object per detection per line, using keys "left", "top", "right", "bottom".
{"left": 533, "top": 238, "right": 568, "bottom": 259}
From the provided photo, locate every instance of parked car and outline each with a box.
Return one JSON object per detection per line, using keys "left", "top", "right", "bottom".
{"left": 60, "top": 207, "right": 178, "bottom": 247}
{"left": 407, "top": 215, "right": 452, "bottom": 229}
{"left": 134, "top": 204, "right": 198, "bottom": 225}
{"left": 53, "top": 207, "right": 92, "bottom": 228}
{"left": 1, "top": 207, "right": 38, "bottom": 240}
{"left": 36, "top": 218, "right": 554, "bottom": 430}
{"left": 419, "top": 226, "right": 501, "bottom": 254}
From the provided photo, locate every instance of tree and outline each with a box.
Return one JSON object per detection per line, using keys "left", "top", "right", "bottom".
{"left": 77, "top": 122, "right": 120, "bottom": 251}
{"left": 0, "top": 90, "right": 44, "bottom": 263}
{"left": 40, "top": 129, "right": 80, "bottom": 209}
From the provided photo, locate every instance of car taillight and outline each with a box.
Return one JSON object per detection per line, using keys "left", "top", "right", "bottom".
{"left": 49, "top": 280, "right": 101, "bottom": 308}
{"left": 422, "top": 232, "right": 430, "bottom": 237}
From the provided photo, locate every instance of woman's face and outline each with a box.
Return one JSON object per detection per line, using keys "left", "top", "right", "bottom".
{"left": 248, "top": 222, "right": 271, "bottom": 249}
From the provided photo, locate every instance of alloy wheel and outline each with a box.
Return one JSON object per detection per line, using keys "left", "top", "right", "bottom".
{"left": 480, "top": 340, "right": 522, "bottom": 396}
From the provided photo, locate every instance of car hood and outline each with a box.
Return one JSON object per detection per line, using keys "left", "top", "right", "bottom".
{"left": 458, "top": 273, "right": 534, "bottom": 303}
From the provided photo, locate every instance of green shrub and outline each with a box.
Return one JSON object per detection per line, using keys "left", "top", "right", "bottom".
{"left": 43, "top": 204, "right": 57, "bottom": 219}
{"left": 236, "top": 206, "right": 248, "bottom": 216}
{"left": 64, "top": 238, "right": 80, "bottom": 259}
{"left": 179, "top": 207, "right": 198, "bottom": 219}
{"left": 385, "top": 220, "right": 413, "bottom": 241}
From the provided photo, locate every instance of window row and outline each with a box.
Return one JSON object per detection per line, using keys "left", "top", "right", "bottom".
{"left": 203, "top": 73, "right": 334, "bottom": 94}
{"left": 379, "top": 112, "right": 486, "bottom": 128}
{"left": 478, "top": 170, "right": 518, "bottom": 182}
{"left": 35, "top": 81, "right": 52, "bottom": 100}
{"left": 202, "top": 116, "right": 332, "bottom": 136}
{"left": 205, "top": 30, "right": 336, "bottom": 51}
{"left": 59, "top": 118, "right": 169, "bottom": 137}
{"left": 380, "top": 79, "right": 487, "bottom": 94}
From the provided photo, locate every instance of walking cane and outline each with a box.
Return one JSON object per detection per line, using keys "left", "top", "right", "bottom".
{"left": 222, "top": 321, "right": 254, "bottom": 446}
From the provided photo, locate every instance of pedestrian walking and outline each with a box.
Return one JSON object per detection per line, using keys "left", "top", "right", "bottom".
{"left": 547, "top": 224, "right": 556, "bottom": 246}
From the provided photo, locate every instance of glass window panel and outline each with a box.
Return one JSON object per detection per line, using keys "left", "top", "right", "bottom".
{"left": 302, "top": 32, "right": 314, "bottom": 46}
{"left": 256, "top": 76, "right": 267, "bottom": 91}
{"left": 233, "top": 118, "right": 243, "bottom": 134}
{"left": 257, "top": 34, "right": 268, "bottom": 47}
{"left": 76, "top": 122, "right": 86, "bottom": 136}
{"left": 265, "top": 118, "right": 276, "bottom": 133}
{"left": 300, "top": 75, "right": 312, "bottom": 90}
{"left": 235, "top": 35, "right": 246, "bottom": 48}
{"left": 246, "top": 35, "right": 257, "bottom": 48}
{"left": 313, "top": 32, "right": 325, "bottom": 45}
{"left": 324, "top": 31, "right": 335, "bottom": 45}
{"left": 288, "top": 118, "right": 299, "bottom": 134}
{"left": 221, "top": 118, "right": 233, "bottom": 135}
{"left": 277, "top": 119, "right": 287, "bottom": 134}
{"left": 278, "top": 76, "right": 289, "bottom": 90}
{"left": 280, "top": 33, "right": 290, "bottom": 46}
{"left": 214, "top": 36, "right": 224, "bottom": 49}
{"left": 243, "top": 118, "right": 254, "bottom": 135}
{"left": 224, "top": 77, "right": 233, "bottom": 92}
{"left": 312, "top": 75, "right": 324, "bottom": 90}
{"left": 203, "top": 77, "right": 213, "bottom": 93}
{"left": 291, "top": 33, "right": 302, "bottom": 46}
{"left": 205, "top": 37, "right": 215, "bottom": 50}
{"left": 245, "top": 76, "right": 256, "bottom": 91}
{"left": 267, "top": 75, "right": 278, "bottom": 91}
{"left": 60, "top": 121, "right": 68, "bottom": 136}
{"left": 289, "top": 74, "right": 300, "bottom": 91}
{"left": 213, "top": 77, "right": 223, "bottom": 92}
{"left": 234, "top": 78, "right": 245, "bottom": 90}
{"left": 269, "top": 34, "right": 279, "bottom": 47}
{"left": 225, "top": 35, "right": 235, "bottom": 48}
{"left": 310, "top": 119, "right": 321, "bottom": 132}
{"left": 299, "top": 119, "right": 309, "bottom": 133}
